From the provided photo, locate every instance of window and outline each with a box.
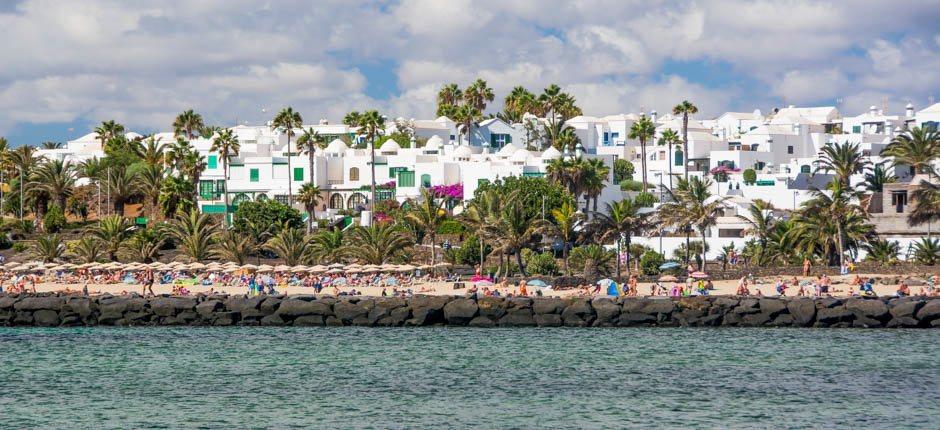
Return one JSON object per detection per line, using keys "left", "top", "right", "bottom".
{"left": 249, "top": 168, "right": 259, "bottom": 182}
{"left": 293, "top": 167, "right": 303, "bottom": 181}
{"left": 274, "top": 195, "right": 289, "bottom": 205}
{"left": 490, "top": 133, "right": 512, "bottom": 147}
{"left": 891, "top": 191, "right": 908, "bottom": 213}
{"left": 603, "top": 132, "right": 609, "bottom": 145}
{"left": 754, "top": 162, "right": 766, "bottom": 171}
{"left": 674, "top": 151, "right": 683, "bottom": 166}
{"left": 349, "top": 167, "right": 359, "bottom": 181}
{"left": 800, "top": 165, "right": 811, "bottom": 173}
{"left": 852, "top": 125, "right": 861, "bottom": 134}
{"left": 449, "top": 134, "right": 456, "bottom": 142}
{"left": 347, "top": 193, "right": 366, "bottom": 208}
{"left": 329, "top": 194, "right": 344, "bottom": 209}
{"left": 207, "top": 155, "right": 218, "bottom": 169}
{"left": 215, "top": 180, "right": 225, "bottom": 194}
{"left": 925, "top": 121, "right": 939, "bottom": 133}
{"left": 198, "top": 181, "right": 214, "bottom": 200}
{"left": 787, "top": 146, "right": 794, "bottom": 154}
{"left": 398, "top": 170, "right": 415, "bottom": 187}
{"left": 421, "top": 174, "right": 431, "bottom": 187}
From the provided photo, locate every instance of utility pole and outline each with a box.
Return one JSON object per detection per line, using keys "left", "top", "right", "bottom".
{"left": 106, "top": 166, "right": 111, "bottom": 216}
{"left": 18, "top": 167, "right": 23, "bottom": 220}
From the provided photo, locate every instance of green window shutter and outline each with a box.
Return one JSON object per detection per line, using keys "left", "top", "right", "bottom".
{"left": 398, "top": 170, "right": 415, "bottom": 187}
{"left": 199, "top": 180, "right": 214, "bottom": 200}
{"left": 207, "top": 155, "right": 218, "bottom": 169}
{"left": 293, "top": 167, "right": 303, "bottom": 181}
{"left": 505, "top": 134, "right": 511, "bottom": 143}
{"left": 421, "top": 174, "right": 431, "bottom": 187}
{"left": 250, "top": 169, "right": 259, "bottom": 182}
{"left": 852, "top": 125, "right": 861, "bottom": 134}
{"left": 216, "top": 180, "right": 225, "bottom": 193}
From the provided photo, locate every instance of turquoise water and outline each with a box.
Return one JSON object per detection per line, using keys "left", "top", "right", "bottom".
{"left": 1, "top": 328, "right": 938, "bottom": 429}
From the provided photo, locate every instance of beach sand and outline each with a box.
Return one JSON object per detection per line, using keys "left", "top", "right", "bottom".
{"left": 28, "top": 273, "right": 920, "bottom": 298}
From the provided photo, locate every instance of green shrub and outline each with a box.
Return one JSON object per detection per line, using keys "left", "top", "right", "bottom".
{"left": 569, "top": 245, "right": 615, "bottom": 277}
{"left": 634, "top": 192, "right": 656, "bottom": 207}
{"left": 436, "top": 219, "right": 466, "bottom": 235}
{"left": 444, "top": 234, "right": 491, "bottom": 266}
{"left": 639, "top": 250, "right": 665, "bottom": 275}
{"left": 233, "top": 199, "right": 303, "bottom": 237}
{"left": 43, "top": 205, "right": 67, "bottom": 233}
{"left": 614, "top": 159, "right": 635, "bottom": 182}
{"left": 619, "top": 180, "right": 644, "bottom": 192}
{"left": 525, "top": 252, "right": 559, "bottom": 276}
{"left": 743, "top": 168, "right": 757, "bottom": 185}
{"left": 12, "top": 242, "right": 27, "bottom": 252}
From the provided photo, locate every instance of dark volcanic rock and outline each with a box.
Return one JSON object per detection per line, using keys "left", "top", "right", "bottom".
{"left": 915, "top": 300, "right": 940, "bottom": 323}
{"left": 468, "top": 316, "right": 495, "bottom": 328}
{"left": 33, "top": 310, "right": 59, "bottom": 327}
{"left": 151, "top": 297, "right": 196, "bottom": 317}
{"left": 758, "top": 299, "right": 788, "bottom": 317}
{"left": 787, "top": 299, "right": 817, "bottom": 326}
{"left": 443, "top": 298, "right": 478, "bottom": 325}
{"left": 845, "top": 298, "right": 889, "bottom": 320}
{"left": 14, "top": 296, "right": 64, "bottom": 312}
{"left": 500, "top": 308, "right": 535, "bottom": 327}
{"left": 533, "top": 298, "right": 565, "bottom": 314}
{"left": 334, "top": 301, "right": 369, "bottom": 323}
{"left": 534, "top": 313, "right": 562, "bottom": 327}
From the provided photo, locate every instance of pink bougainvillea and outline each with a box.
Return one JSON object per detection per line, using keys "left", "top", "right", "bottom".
{"left": 428, "top": 183, "right": 464, "bottom": 200}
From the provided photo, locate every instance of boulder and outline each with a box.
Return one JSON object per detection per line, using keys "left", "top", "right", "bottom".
{"left": 758, "top": 299, "right": 788, "bottom": 317}
{"left": 325, "top": 316, "right": 344, "bottom": 326}
{"left": 845, "top": 298, "right": 889, "bottom": 320}
{"left": 407, "top": 295, "right": 450, "bottom": 325}
{"left": 852, "top": 316, "right": 883, "bottom": 328}
{"left": 293, "top": 315, "right": 325, "bottom": 326}
{"left": 33, "top": 310, "right": 59, "bottom": 327}
{"left": 591, "top": 298, "right": 621, "bottom": 326}
{"left": 334, "top": 301, "right": 369, "bottom": 322}
{"left": 260, "top": 314, "right": 285, "bottom": 326}
{"left": 99, "top": 297, "right": 147, "bottom": 315}
{"left": 816, "top": 298, "right": 843, "bottom": 309}
{"left": 500, "top": 308, "right": 535, "bottom": 327}
{"left": 196, "top": 300, "right": 223, "bottom": 317}
{"left": 468, "top": 316, "right": 495, "bottom": 328}
{"left": 915, "top": 300, "right": 940, "bottom": 323}
{"left": 14, "top": 296, "right": 64, "bottom": 312}
{"left": 618, "top": 312, "right": 656, "bottom": 326}
{"left": 443, "top": 298, "right": 478, "bottom": 325}
{"left": 637, "top": 298, "right": 675, "bottom": 315}
{"left": 769, "top": 314, "right": 794, "bottom": 327}
{"left": 532, "top": 298, "right": 565, "bottom": 315}
{"left": 276, "top": 299, "right": 332, "bottom": 318}
{"left": 259, "top": 297, "right": 282, "bottom": 314}
{"left": 561, "top": 299, "right": 594, "bottom": 326}
{"left": 151, "top": 297, "right": 196, "bottom": 317}
{"left": 677, "top": 297, "right": 712, "bottom": 312}
{"left": 787, "top": 299, "right": 817, "bottom": 326}
{"left": 674, "top": 309, "right": 706, "bottom": 326}
{"left": 376, "top": 307, "right": 410, "bottom": 327}
{"left": 534, "top": 313, "right": 562, "bottom": 327}
{"left": 713, "top": 297, "right": 740, "bottom": 308}
{"left": 509, "top": 297, "right": 533, "bottom": 308}
{"left": 64, "top": 297, "right": 96, "bottom": 318}
{"left": 477, "top": 296, "right": 508, "bottom": 319}
{"left": 741, "top": 312, "right": 772, "bottom": 326}
{"left": 886, "top": 317, "right": 920, "bottom": 328}
{"left": 225, "top": 296, "right": 265, "bottom": 314}
{"left": 212, "top": 312, "right": 238, "bottom": 326}
{"left": 816, "top": 307, "right": 853, "bottom": 324}
{"left": 0, "top": 296, "right": 16, "bottom": 310}
{"left": 889, "top": 299, "right": 923, "bottom": 318}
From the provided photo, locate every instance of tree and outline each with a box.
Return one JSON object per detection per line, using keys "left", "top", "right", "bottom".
{"left": 264, "top": 227, "right": 311, "bottom": 266}
{"left": 296, "top": 127, "right": 326, "bottom": 187}
{"left": 404, "top": 188, "right": 447, "bottom": 264}
{"left": 493, "top": 194, "right": 541, "bottom": 276}
{"left": 308, "top": 228, "right": 346, "bottom": 264}
{"left": 538, "top": 84, "right": 582, "bottom": 147}
{"left": 592, "top": 197, "right": 650, "bottom": 279}
{"left": 464, "top": 79, "right": 494, "bottom": 114}
{"left": 232, "top": 199, "right": 303, "bottom": 236}
{"left": 343, "top": 111, "right": 362, "bottom": 127}
{"left": 136, "top": 164, "right": 165, "bottom": 218}
{"left": 90, "top": 215, "right": 134, "bottom": 261}
{"left": 628, "top": 115, "right": 656, "bottom": 192}
{"left": 883, "top": 126, "right": 940, "bottom": 174}
{"left": 452, "top": 104, "right": 482, "bottom": 146}
{"left": 173, "top": 109, "right": 205, "bottom": 140}
{"left": 94, "top": 120, "right": 125, "bottom": 146}
{"left": 105, "top": 165, "right": 138, "bottom": 215}
{"left": 613, "top": 158, "right": 635, "bottom": 183}
{"left": 344, "top": 223, "right": 412, "bottom": 264}
{"left": 210, "top": 128, "right": 240, "bottom": 227}
{"left": 569, "top": 245, "right": 615, "bottom": 278}
{"left": 815, "top": 141, "right": 866, "bottom": 187}
{"left": 461, "top": 188, "right": 503, "bottom": 269}
{"left": 791, "top": 179, "right": 872, "bottom": 267}
{"left": 863, "top": 239, "right": 899, "bottom": 266}
{"left": 297, "top": 183, "right": 323, "bottom": 232}
{"left": 436, "top": 84, "right": 463, "bottom": 118}
{"left": 909, "top": 178, "right": 940, "bottom": 228}
{"left": 164, "top": 210, "right": 219, "bottom": 262}
{"left": 913, "top": 238, "right": 940, "bottom": 265}
{"left": 474, "top": 176, "right": 571, "bottom": 221}
{"left": 657, "top": 128, "right": 681, "bottom": 189}
{"left": 72, "top": 237, "right": 104, "bottom": 263}
{"left": 32, "top": 234, "right": 66, "bottom": 262}
{"left": 159, "top": 176, "right": 195, "bottom": 218}
{"left": 358, "top": 110, "right": 385, "bottom": 211}
{"left": 736, "top": 199, "right": 776, "bottom": 266}
{"left": 500, "top": 86, "right": 537, "bottom": 123}
{"left": 658, "top": 176, "right": 728, "bottom": 270}
{"left": 43, "top": 204, "right": 67, "bottom": 233}
{"left": 536, "top": 201, "right": 583, "bottom": 275}
{"left": 863, "top": 162, "right": 897, "bottom": 193}
{"left": 121, "top": 228, "right": 165, "bottom": 263}
{"left": 31, "top": 159, "right": 75, "bottom": 209}
{"left": 582, "top": 158, "right": 610, "bottom": 212}
{"left": 212, "top": 230, "right": 255, "bottom": 265}
{"left": 140, "top": 135, "right": 166, "bottom": 166}
{"left": 672, "top": 100, "right": 698, "bottom": 180}
{"left": 271, "top": 107, "right": 303, "bottom": 205}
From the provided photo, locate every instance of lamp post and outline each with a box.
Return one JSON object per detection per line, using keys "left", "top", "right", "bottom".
{"left": 18, "top": 166, "right": 23, "bottom": 220}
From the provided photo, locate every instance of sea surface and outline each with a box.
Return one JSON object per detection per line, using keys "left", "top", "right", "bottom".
{"left": 1, "top": 327, "right": 938, "bottom": 429}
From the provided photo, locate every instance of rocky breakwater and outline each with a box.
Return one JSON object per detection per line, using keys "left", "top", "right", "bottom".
{"left": 2, "top": 293, "right": 940, "bottom": 328}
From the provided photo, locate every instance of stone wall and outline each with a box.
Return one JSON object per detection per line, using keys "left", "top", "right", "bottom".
{"left": 1, "top": 293, "right": 939, "bottom": 328}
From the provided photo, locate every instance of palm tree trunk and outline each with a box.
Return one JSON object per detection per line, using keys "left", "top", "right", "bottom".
{"left": 682, "top": 115, "right": 689, "bottom": 180}
{"left": 480, "top": 236, "right": 486, "bottom": 269}
{"left": 640, "top": 138, "right": 648, "bottom": 193}
{"left": 700, "top": 228, "right": 707, "bottom": 271}
{"left": 286, "top": 135, "right": 293, "bottom": 207}
{"left": 625, "top": 235, "right": 632, "bottom": 276}
{"left": 615, "top": 238, "right": 621, "bottom": 280}
{"left": 516, "top": 249, "right": 527, "bottom": 277}
{"left": 563, "top": 242, "right": 570, "bottom": 276}
{"left": 370, "top": 137, "right": 377, "bottom": 216}
{"left": 429, "top": 232, "right": 436, "bottom": 264}
{"left": 222, "top": 160, "right": 230, "bottom": 228}
{"left": 837, "top": 223, "right": 846, "bottom": 268}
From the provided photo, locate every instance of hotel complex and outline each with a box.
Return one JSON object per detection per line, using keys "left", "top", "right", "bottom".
{"left": 35, "top": 102, "right": 940, "bottom": 255}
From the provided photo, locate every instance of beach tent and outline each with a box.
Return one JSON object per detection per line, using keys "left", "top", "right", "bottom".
{"left": 597, "top": 278, "right": 618, "bottom": 296}
{"left": 526, "top": 279, "right": 549, "bottom": 288}
{"left": 659, "top": 262, "right": 681, "bottom": 270}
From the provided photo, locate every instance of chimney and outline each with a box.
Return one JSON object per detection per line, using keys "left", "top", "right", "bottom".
{"left": 869, "top": 105, "right": 877, "bottom": 116}
{"left": 650, "top": 110, "right": 658, "bottom": 123}
{"left": 906, "top": 103, "right": 915, "bottom": 117}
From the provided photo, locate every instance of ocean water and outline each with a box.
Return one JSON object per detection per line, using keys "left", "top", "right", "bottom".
{"left": 1, "top": 328, "right": 938, "bottom": 429}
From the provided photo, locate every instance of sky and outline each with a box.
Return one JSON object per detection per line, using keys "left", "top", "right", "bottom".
{"left": 1, "top": 0, "right": 939, "bottom": 145}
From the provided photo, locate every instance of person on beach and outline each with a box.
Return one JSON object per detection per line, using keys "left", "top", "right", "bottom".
{"left": 628, "top": 275, "right": 638, "bottom": 296}
{"left": 896, "top": 281, "right": 910, "bottom": 297}
{"left": 519, "top": 281, "right": 528, "bottom": 297}
{"left": 802, "top": 258, "right": 811, "bottom": 276}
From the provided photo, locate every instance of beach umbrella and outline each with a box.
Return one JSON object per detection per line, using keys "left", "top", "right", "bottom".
{"left": 274, "top": 264, "right": 291, "bottom": 272}
{"left": 346, "top": 268, "right": 362, "bottom": 274}
{"left": 690, "top": 271, "right": 709, "bottom": 279}
{"left": 433, "top": 262, "right": 452, "bottom": 268}
{"left": 257, "top": 264, "right": 274, "bottom": 272}
{"left": 327, "top": 268, "right": 344, "bottom": 274}
{"left": 346, "top": 263, "right": 363, "bottom": 270}
{"left": 223, "top": 267, "right": 240, "bottom": 273}
{"left": 659, "top": 262, "right": 681, "bottom": 270}
{"left": 291, "top": 265, "right": 309, "bottom": 273}
{"left": 658, "top": 275, "right": 678, "bottom": 282}
{"left": 396, "top": 264, "right": 416, "bottom": 272}
{"left": 309, "top": 265, "right": 327, "bottom": 273}
{"left": 474, "top": 279, "right": 494, "bottom": 286}
{"left": 61, "top": 263, "right": 76, "bottom": 270}
{"left": 596, "top": 278, "right": 615, "bottom": 286}
{"left": 327, "top": 263, "right": 344, "bottom": 269}
{"left": 526, "top": 279, "right": 549, "bottom": 288}
{"left": 241, "top": 264, "right": 258, "bottom": 271}
{"left": 3, "top": 262, "right": 20, "bottom": 270}
{"left": 148, "top": 262, "right": 164, "bottom": 269}
{"left": 188, "top": 262, "right": 206, "bottom": 270}
{"left": 417, "top": 264, "right": 432, "bottom": 270}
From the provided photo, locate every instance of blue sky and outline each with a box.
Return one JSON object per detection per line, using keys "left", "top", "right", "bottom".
{"left": 1, "top": 0, "right": 939, "bottom": 146}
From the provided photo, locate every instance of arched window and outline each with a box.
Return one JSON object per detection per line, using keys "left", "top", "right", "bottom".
{"left": 329, "top": 193, "right": 344, "bottom": 210}
{"left": 347, "top": 192, "right": 366, "bottom": 209}
{"left": 421, "top": 174, "right": 432, "bottom": 188}
{"left": 800, "top": 165, "right": 811, "bottom": 174}
{"left": 232, "top": 193, "right": 251, "bottom": 207}
{"left": 349, "top": 167, "right": 360, "bottom": 181}
{"left": 256, "top": 194, "right": 269, "bottom": 201}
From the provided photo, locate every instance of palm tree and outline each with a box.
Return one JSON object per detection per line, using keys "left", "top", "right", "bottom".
{"left": 592, "top": 198, "right": 650, "bottom": 279}
{"left": 296, "top": 127, "right": 326, "bottom": 186}
{"left": 815, "top": 141, "right": 867, "bottom": 187}
{"left": 538, "top": 84, "right": 582, "bottom": 144}
{"left": 264, "top": 227, "right": 311, "bottom": 266}
{"left": 140, "top": 135, "right": 166, "bottom": 167}
{"left": 536, "top": 201, "right": 582, "bottom": 275}
{"left": 461, "top": 188, "right": 502, "bottom": 268}
{"left": 121, "top": 228, "right": 165, "bottom": 263}
{"left": 736, "top": 199, "right": 776, "bottom": 266}
{"left": 494, "top": 195, "right": 541, "bottom": 276}
{"left": 582, "top": 157, "right": 610, "bottom": 212}
{"left": 173, "top": 109, "right": 205, "bottom": 140}
{"left": 452, "top": 104, "right": 482, "bottom": 146}
{"left": 436, "top": 83, "right": 462, "bottom": 117}
{"left": 308, "top": 228, "right": 346, "bottom": 264}
{"left": 863, "top": 162, "right": 897, "bottom": 192}
{"left": 793, "top": 179, "right": 871, "bottom": 267}
{"left": 672, "top": 100, "right": 698, "bottom": 179}
{"left": 159, "top": 176, "right": 195, "bottom": 219}
{"left": 405, "top": 188, "right": 447, "bottom": 264}
{"left": 163, "top": 210, "right": 219, "bottom": 262}
{"left": 271, "top": 107, "right": 303, "bottom": 206}
{"left": 181, "top": 147, "right": 206, "bottom": 206}
{"left": 105, "top": 165, "right": 138, "bottom": 215}
{"left": 913, "top": 238, "right": 940, "bottom": 265}
{"left": 94, "top": 120, "right": 125, "bottom": 146}
{"left": 343, "top": 111, "right": 362, "bottom": 127}
{"left": 344, "top": 223, "right": 412, "bottom": 264}
{"left": 863, "top": 239, "right": 899, "bottom": 266}
{"left": 658, "top": 176, "right": 728, "bottom": 270}
{"left": 297, "top": 183, "right": 323, "bottom": 232}
{"left": 90, "top": 215, "right": 133, "bottom": 261}
{"left": 31, "top": 159, "right": 75, "bottom": 209}
{"left": 629, "top": 115, "right": 656, "bottom": 192}
{"left": 72, "top": 237, "right": 104, "bottom": 263}
{"left": 658, "top": 128, "right": 681, "bottom": 189}
{"left": 500, "top": 86, "right": 537, "bottom": 123}
{"left": 41, "top": 141, "right": 64, "bottom": 149}
{"left": 908, "top": 177, "right": 940, "bottom": 230}
{"left": 358, "top": 110, "right": 385, "bottom": 210}
{"left": 32, "top": 234, "right": 66, "bottom": 262}
{"left": 464, "top": 79, "right": 494, "bottom": 113}
{"left": 883, "top": 127, "right": 940, "bottom": 174}
{"left": 136, "top": 164, "right": 165, "bottom": 218}
{"left": 210, "top": 128, "right": 240, "bottom": 227}
{"left": 212, "top": 230, "right": 255, "bottom": 265}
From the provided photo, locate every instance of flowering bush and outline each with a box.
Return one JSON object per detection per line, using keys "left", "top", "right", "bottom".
{"left": 428, "top": 183, "right": 464, "bottom": 200}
